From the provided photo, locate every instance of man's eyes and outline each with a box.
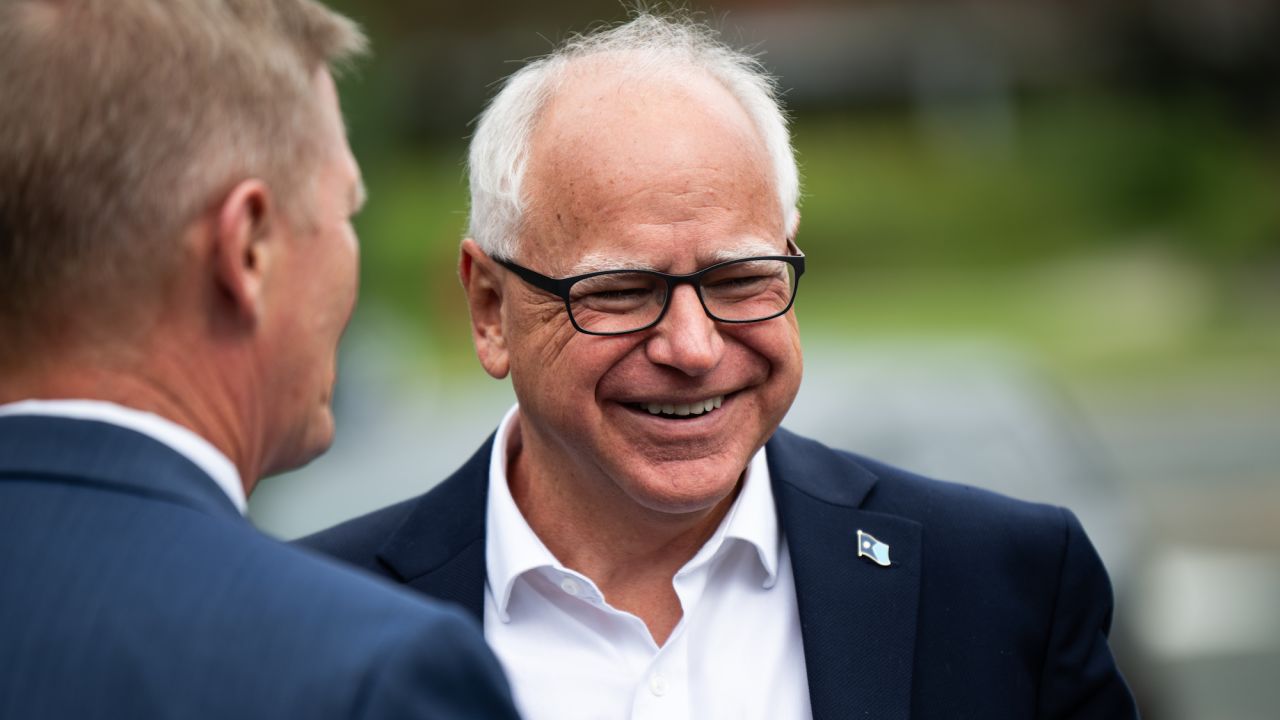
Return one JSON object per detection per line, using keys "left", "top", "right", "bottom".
{"left": 704, "top": 273, "right": 772, "bottom": 288}
{"left": 585, "top": 286, "right": 652, "bottom": 299}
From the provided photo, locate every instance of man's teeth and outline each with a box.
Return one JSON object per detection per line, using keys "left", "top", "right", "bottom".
{"left": 640, "top": 396, "right": 724, "bottom": 417}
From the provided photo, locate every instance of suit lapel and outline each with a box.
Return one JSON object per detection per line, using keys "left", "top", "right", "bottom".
{"left": 769, "top": 429, "right": 922, "bottom": 720}
{"left": 367, "top": 425, "right": 925, "bottom": 717}
{"left": 375, "top": 435, "right": 494, "bottom": 622}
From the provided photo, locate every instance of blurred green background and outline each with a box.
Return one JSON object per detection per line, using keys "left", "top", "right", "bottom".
{"left": 321, "top": 0, "right": 1280, "bottom": 386}
{"left": 251, "top": 2, "right": 1280, "bottom": 718}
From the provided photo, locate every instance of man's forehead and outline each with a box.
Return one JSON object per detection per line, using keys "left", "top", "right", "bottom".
{"left": 518, "top": 60, "right": 785, "bottom": 275}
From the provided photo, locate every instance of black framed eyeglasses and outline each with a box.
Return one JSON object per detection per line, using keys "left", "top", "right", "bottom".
{"left": 494, "top": 240, "right": 805, "bottom": 336}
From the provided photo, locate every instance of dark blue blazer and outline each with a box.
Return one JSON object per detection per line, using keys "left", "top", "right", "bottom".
{"left": 303, "top": 428, "right": 1139, "bottom": 720}
{"left": 0, "top": 415, "right": 520, "bottom": 720}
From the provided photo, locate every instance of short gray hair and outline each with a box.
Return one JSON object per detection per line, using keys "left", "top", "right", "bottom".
{"left": 467, "top": 12, "right": 800, "bottom": 260}
{"left": 0, "top": 0, "right": 366, "bottom": 347}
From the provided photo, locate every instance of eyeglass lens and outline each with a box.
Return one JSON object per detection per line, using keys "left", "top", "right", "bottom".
{"left": 567, "top": 258, "right": 798, "bottom": 334}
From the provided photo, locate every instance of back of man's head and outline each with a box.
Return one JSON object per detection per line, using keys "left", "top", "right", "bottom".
{"left": 0, "top": 0, "right": 365, "bottom": 365}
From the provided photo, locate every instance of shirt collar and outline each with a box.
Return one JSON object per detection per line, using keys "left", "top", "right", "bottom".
{"left": 717, "top": 441, "right": 781, "bottom": 589}
{"left": 484, "top": 404, "right": 782, "bottom": 620}
{"left": 0, "top": 399, "right": 247, "bottom": 514}
{"left": 485, "top": 404, "right": 564, "bottom": 622}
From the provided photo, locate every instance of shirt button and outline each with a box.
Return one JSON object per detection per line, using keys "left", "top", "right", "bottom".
{"left": 559, "top": 577, "right": 581, "bottom": 596}
{"left": 649, "top": 672, "right": 667, "bottom": 697}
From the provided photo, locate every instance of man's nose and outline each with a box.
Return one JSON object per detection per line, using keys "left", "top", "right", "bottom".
{"left": 643, "top": 284, "right": 724, "bottom": 376}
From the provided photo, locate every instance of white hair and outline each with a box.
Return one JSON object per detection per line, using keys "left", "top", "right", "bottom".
{"left": 466, "top": 12, "right": 801, "bottom": 260}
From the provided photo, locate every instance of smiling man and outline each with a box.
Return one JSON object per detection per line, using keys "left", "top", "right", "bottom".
{"left": 304, "top": 13, "right": 1138, "bottom": 720}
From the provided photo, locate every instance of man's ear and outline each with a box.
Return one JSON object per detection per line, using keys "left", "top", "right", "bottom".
{"left": 212, "top": 179, "right": 277, "bottom": 322}
{"left": 459, "top": 238, "right": 510, "bottom": 379}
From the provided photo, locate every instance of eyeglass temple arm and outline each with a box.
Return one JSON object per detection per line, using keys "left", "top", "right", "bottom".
{"left": 494, "top": 257, "right": 571, "bottom": 296}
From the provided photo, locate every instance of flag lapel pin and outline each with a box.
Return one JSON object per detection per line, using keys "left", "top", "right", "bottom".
{"left": 857, "top": 529, "right": 892, "bottom": 567}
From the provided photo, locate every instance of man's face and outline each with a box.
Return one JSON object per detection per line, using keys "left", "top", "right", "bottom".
{"left": 492, "top": 67, "right": 803, "bottom": 516}
{"left": 262, "top": 70, "right": 363, "bottom": 474}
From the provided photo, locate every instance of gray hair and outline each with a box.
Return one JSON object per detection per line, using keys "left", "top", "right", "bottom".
{"left": 0, "top": 0, "right": 366, "bottom": 348}
{"left": 466, "top": 13, "right": 800, "bottom": 260}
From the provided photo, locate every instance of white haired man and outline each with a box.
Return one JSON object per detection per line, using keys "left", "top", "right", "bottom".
{"left": 305, "top": 13, "right": 1139, "bottom": 720}
{"left": 0, "top": 1, "right": 519, "bottom": 717}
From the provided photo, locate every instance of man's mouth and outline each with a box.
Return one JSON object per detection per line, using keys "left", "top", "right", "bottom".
{"left": 633, "top": 395, "right": 725, "bottom": 419}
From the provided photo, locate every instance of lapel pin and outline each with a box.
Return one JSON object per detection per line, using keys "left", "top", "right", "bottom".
{"left": 857, "top": 529, "right": 891, "bottom": 567}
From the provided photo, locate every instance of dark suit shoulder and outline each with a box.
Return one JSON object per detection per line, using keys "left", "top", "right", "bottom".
{"left": 852, "top": 458, "right": 1138, "bottom": 719}
{"left": 296, "top": 493, "right": 421, "bottom": 572}
{"left": 264, "top": 538, "right": 519, "bottom": 719}
{"left": 0, "top": 477, "right": 517, "bottom": 719}
{"left": 218, "top": 527, "right": 518, "bottom": 717}
{"left": 297, "top": 435, "right": 493, "bottom": 582}
{"left": 853, "top": 450, "right": 1066, "bottom": 530}
{"left": 771, "top": 426, "right": 1069, "bottom": 545}
{"left": 768, "top": 428, "right": 1136, "bottom": 718}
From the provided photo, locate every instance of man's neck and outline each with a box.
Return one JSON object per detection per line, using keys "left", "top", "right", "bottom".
{"left": 506, "top": 422, "right": 742, "bottom": 645}
{"left": 0, "top": 355, "right": 261, "bottom": 495}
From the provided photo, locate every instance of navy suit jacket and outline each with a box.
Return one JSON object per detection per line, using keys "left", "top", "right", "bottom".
{"left": 303, "top": 427, "right": 1139, "bottom": 719}
{"left": 0, "top": 415, "right": 520, "bottom": 719}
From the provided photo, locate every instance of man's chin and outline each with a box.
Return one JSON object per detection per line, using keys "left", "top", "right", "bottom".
{"left": 261, "top": 412, "right": 335, "bottom": 481}
{"left": 299, "top": 412, "right": 338, "bottom": 465}
{"left": 616, "top": 458, "right": 746, "bottom": 517}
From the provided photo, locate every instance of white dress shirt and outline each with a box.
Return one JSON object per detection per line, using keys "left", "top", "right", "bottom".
{"left": 0, "top": 399, "right": 247, "bottom": 514}
{"left": 484, "top": 405, "right": 812, "bottom": 720}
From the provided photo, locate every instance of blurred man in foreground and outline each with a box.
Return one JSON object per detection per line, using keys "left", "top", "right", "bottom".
{"left": 0, "top": 1, "right": 518, "bottom": 717}
{"left": 306, "top": 13, "right": 1138, "bottom": 719}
